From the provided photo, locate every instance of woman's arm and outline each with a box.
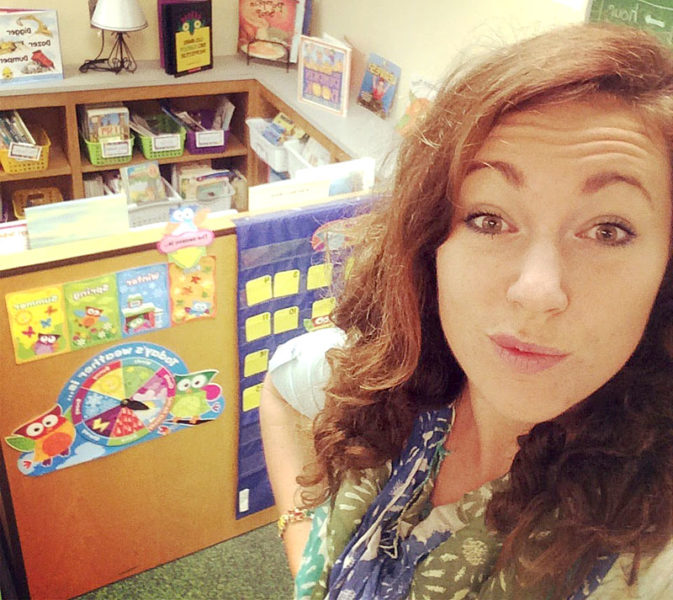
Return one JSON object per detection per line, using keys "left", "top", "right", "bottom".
{"left": 260, "top": 373, "right": 320, "bottom": 577}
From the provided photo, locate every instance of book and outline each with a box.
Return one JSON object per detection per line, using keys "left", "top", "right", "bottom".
{"left": 238, "top": 0, "right": 311, "bottom": 64}
{"left": 0, "top": 9, "right": 63, "bottom": 85}
{"left": 157, "top": 0, "right": 205, "bottom": 68}
{"left": 357, "top": 53, "right": 401, "bottom": 119}
{"left": 119, "top": 161, "right": 167, "bottom": 205}
{"left": 78, "top": 104, "right": 130, "bottom": 142}
{"left": 298, "top": 34, "right": 352, "bottom": 117}
{"left": 162, "top": 0, "right": 213, "bottom": 77}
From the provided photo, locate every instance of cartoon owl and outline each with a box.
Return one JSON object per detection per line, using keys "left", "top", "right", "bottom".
{"left": 169, "top": 370, "right": 220, "bottom": 424}
{"left": 33, "top": 332, "right": 60, "bottom": 355}
{"left": 185, "top": 300, "right": 211, "bottom": 317}
{"left": 6, "top": 405, "right": 76, "bottom": 467}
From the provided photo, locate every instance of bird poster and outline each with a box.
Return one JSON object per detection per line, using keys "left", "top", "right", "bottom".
{"left": 117, "top": 263, "right": 171, "bottom": 337}
{"left": 4, "top": 341, "right": 225, "bottom": 476}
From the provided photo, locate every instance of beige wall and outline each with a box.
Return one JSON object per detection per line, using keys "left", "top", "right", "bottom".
{"left": 4, "top": 0, "right": 589, "bottom": 120}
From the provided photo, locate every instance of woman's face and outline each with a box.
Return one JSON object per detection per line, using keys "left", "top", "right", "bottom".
{"left": 436, "top": 98, "right": 672, "bottom": 428}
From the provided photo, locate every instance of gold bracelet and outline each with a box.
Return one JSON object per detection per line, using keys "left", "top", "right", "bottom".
{"left": 277, "top": 506, "right": 314, "bottom": 539}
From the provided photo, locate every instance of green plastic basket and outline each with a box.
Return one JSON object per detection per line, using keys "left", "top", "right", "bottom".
{"left": 136, "top": 114, "right": 186, "bottom": 160}
{"left": 83, "top": 134, "right": 135, "bottom": 166}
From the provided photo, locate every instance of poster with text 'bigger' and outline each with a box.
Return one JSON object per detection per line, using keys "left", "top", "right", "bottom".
{"left": 588, "top": 0, "right": 673, "bottom": 46}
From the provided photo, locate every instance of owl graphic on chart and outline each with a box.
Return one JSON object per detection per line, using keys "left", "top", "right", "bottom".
{"left": 33, "top": 332, "right": 60, "bottom": 355}
{"left": 169, "top": 370, "right": 220, "bottom": 424}
{"left": 5, "top": 405, "right": 76, "bottom": 467}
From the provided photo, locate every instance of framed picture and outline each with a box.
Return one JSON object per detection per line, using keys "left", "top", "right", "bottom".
{"left": 297, "top": 35, "right": 351, "bottom": 117}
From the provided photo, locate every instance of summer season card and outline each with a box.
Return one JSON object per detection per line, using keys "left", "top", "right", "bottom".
{"left": 117, "top": 264, "right": 171, "bottom": 337}
{"left": 168, "top": 255, "right": 217, "bottom": 324}
{"left": 6, "top": 286, "right": 70, "bottom": 363}
{"left": 63, "top": 274, "right": 122, "bottom": 350}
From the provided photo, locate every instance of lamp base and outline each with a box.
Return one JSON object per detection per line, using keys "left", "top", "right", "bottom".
{"left": 79, "top": 31, "right": 138, "bottom": 74}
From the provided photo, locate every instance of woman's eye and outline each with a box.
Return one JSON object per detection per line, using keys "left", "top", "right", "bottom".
{"left": 465, "top": 213, "right": 510, "bottom": 235}
{"left": 582, "top": 222, "right": 635, "bottom": 246}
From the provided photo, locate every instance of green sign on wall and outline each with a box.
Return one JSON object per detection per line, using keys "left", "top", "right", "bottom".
{"left": 588, "top": 0, "right": 673, "bottom": 46}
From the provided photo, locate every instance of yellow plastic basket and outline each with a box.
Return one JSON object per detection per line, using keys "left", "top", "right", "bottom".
{"left": 0, "top": 126, "right": 51, "bottom": 174}
{"left": 12, "top": 186, "right": 63, "bottom": 218}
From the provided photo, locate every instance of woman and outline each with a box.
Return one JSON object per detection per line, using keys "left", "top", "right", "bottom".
{"left": 260, "top": 23, "right": 673, "bottom": 599}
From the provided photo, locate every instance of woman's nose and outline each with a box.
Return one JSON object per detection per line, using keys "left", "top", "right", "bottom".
{"left": 506, "top": 241, "right": 569, "bottom": 314}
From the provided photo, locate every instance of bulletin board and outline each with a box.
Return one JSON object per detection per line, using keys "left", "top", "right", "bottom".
{"left": 0, "top": 229, "right": 274, "bottom": 600}
{"left": 234, "top": 197, "right": 366, "bottom": 518}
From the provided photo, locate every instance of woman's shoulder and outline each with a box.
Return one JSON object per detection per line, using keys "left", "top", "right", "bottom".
{"left": 592, "top": 537, "right": 673, "bottom": 599}
{"left": 268, "top": 328, "right": 346, "bottom": 418}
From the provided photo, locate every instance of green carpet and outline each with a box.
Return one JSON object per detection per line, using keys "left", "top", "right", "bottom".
{"left": 72, "top": 524, "right": 294, "bottom": 600}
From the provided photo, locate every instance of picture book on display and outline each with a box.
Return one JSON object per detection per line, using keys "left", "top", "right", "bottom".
{"left": 238, "top": 0, "right": 312, "bottom": 64}
{"left": 0, "top": 9, "right": 63, "bottom": 85}
{"left": 298, "top": 34, "right": 352, "bottom": 117}
{"left": 161, "top": 0, "right": 213, "bottom": 76}
{"left": 357, "top": 53, "right": 401, "bottom": 119}
{"left": 120, "top": 161, "right": 166, "bottom": 205}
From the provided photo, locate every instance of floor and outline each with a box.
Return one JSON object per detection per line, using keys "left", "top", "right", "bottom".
{"left": 72, "top": 523, "right": 294, "bottom": 600}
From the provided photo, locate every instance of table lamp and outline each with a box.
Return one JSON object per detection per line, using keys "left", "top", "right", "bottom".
{"left": 79, "top": 0, "right": 148, "bottom": 74}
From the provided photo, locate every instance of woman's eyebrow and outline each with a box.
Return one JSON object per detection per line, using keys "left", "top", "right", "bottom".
{"left": 582, "top": 172, "right": 652, "bottom": 206}
{"left": 466, "top": 160, "right": 524, "bottom": 187}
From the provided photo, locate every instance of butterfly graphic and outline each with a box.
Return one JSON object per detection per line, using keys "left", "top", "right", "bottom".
{"left": 44, "top": 305, "right": 57, "bottom": 315}
{"left": 40, "top": 318, "right": 52, "bottom": 328}
{"left": 22, "top": 326, "right": 36, "bottom": 338}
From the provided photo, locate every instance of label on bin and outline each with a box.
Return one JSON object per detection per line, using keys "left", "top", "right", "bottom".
{"left": 151, "top": 133, "right": 181, "bottom": 152}
{"left": 196, "top": 129, "right": 224, "bottom": 148}
{"left": 101, "top": 139, "right": 132, "bottom": 159}
{"left": 8, "top": 142, "right": 41, "bottom": 162}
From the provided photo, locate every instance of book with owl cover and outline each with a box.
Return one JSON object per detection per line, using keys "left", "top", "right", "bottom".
{"left": 162, "top": 0, "right": 213, "bottom": 77}
{"left": 5, "top": 285, "right": 71, "bottom": 364}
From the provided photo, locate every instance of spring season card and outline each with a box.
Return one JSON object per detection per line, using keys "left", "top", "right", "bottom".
{"left": 117, "top": 264, "right": 171, "bottom": 337}
{"left": 5, "top": 286, "right": 70, "bottom": 363}
{"left": 63, "top": 274, "right": 123, "bottom": 350}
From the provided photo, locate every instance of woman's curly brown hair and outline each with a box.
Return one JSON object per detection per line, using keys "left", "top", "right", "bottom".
{"left": 299, "top": 23, "right": 673, "bottom": 598}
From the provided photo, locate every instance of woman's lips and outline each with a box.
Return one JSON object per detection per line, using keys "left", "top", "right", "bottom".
{"left": 489, "top": 334, "right": 569, "bottom": 374}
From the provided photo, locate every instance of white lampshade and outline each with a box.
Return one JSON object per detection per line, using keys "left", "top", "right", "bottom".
{"left": 91, "top": 0, "right": 148, "bottom": 32}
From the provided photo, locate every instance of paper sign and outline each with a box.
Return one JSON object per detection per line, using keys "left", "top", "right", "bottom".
{"left": 244, "top": 349, "right": 269, "bottom": 377}
{"left": 168, "top": 255, "right": 217, "bottom": 325}
{"left": 307, "top": 263, "right": 332, "bottom": 290}
{"left": 312, "top": 297, "right": 335, "bottom": 318}
{"left": 196, "top": 129, "right": 224, "bottom": 148}
{"left": 117, "top": 264, "right": 171, "bottom": 336}
{"left": 242, "top": 383, "right": 263, "bottom": 412}
{"left": 274, "top": 306, "right": 299, "bottom": 334}
{"left": 151, "top": 133, "right": 181, "bottom": 152}
{"left": 8, "top": 142, "right": 41, "bottom": 161}
{"left": 101, "top": 139, "right": 132, "bottom": 158}
{"left": 245, "top": 275, "right": 273, "bottom": 306}
{"left": 245, "top": 312, "right": 271, "bottom": 342}
{"left": 273, "top": 270, "right": 300, "bottom": 297}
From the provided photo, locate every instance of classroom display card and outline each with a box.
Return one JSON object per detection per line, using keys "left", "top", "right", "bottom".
{"left": 0, "top": 9, "right": 63, "bottom": 85}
